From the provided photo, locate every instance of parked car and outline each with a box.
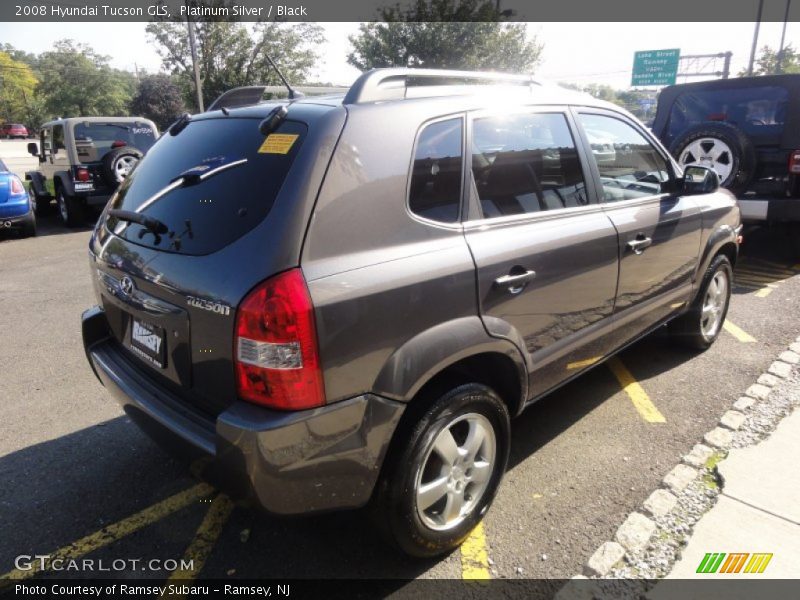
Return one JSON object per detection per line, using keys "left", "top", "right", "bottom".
{"left": 652, "top": 74, "right": 800, "bottom": 225}
{"left": 25, "top": 117, "right": 158, "bottom": 227}
{"left": 82, "top": 68, "right": 740, "bottom": 557}
{"left": 1, "top": 123, "right": 29, "bottom": 139}
{"left": 0, "top": 158, "right": 36, "bottom": 237}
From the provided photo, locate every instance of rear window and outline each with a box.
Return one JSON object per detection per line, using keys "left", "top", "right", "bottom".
{"left": 105, "top": 117, "right": 306, "bottom": 256}
{"left": 666, "top": 86, "right": 789, "bottom": 143}
{"left": 74, "top": 121, "right": 157, "bottom": 163}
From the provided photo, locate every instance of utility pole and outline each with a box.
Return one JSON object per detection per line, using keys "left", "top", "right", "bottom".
{"left": 186, "top": 1, "right": 204, "bottom": 112}
{"left": 776, "top": 0, "right": 792, "bottom": 74}
{"left": 747, "top": 0, "right": 765, "bottom": 76}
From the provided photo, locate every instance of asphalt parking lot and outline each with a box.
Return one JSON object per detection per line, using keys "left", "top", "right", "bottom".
{"left": 1, "top": 137, "right": 800, "bottom": 586}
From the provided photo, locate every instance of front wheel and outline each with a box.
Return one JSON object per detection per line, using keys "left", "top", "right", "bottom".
{"left": 372, "top": 383, "right": 510, "bottom": 557}
{"left": 669, "top": 254, "right": 732, "bottom": 350}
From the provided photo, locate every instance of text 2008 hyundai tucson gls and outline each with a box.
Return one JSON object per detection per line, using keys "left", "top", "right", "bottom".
{"left": 82, "top": 68, "right": 740, "bottom": 557}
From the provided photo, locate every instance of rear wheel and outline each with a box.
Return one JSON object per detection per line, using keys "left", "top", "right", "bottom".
{"left": 56, "top": 186, "right": 85, "bottom": 228}
{"left": 669, "top": 254, "right": 732, "bottom": 350}
{"left": 372, "top": 383, "right": 510, "bottom": 557}
{"left": 21, "top": 214, "right": 36, "bottom": 238}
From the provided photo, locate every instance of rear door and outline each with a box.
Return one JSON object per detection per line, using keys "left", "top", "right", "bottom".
{"left": 574, "top": 109, "right": 702, "bottom": 347}
{"left": 463, "top": 107, "right": 620, "bottom": 400}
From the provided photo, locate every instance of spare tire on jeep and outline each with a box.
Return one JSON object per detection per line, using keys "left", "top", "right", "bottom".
{"left": 669, "top": 122, "right": 756, "bottom": 195}
{"left": 102, "top": 146, "right": 143, "bottom": 187}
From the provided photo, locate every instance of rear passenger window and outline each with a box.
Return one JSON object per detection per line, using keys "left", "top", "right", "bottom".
{"left": 578, "top": 113, "right": 670, "bottom": 202}
{"left": 472, "top": 112, "right": 588, "bottom": 218}
{"left": 409, "top": 119, "right": 463, "bottom": 223}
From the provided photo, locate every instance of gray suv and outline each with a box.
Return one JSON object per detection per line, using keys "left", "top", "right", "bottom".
{"left": 81, "top": 69, "right": 741, "bottom": 557}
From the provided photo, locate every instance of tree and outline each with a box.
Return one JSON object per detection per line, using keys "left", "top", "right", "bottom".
{"left": 0, "top": 51, "right": 38, "bottom": 124}
{"left": 146, "top": 18, "right": 325, "bottom": 110}
{"left": 347, "top": 0, "right": 542, "bottom": 72}
{"left": 130, "top": 74, "right": 186, "bottom": 129}
{"left": 37, "top": 40, "right": 135, "bottom": 117}
{"left": 741, "top": 44, "right": 800, "bottom": 76}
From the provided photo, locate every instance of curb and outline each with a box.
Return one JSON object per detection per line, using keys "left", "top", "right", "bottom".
{"left": 571, "top": 337, "right": 800, "bottom": 582}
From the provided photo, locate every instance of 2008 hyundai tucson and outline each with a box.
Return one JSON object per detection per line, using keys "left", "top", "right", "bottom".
{"left": 82, "top": 68, "right": 741, "bottom": 557}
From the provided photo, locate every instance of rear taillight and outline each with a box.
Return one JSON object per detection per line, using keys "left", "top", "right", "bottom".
{"left": 234, "top": 268, "right": 325, "bottom": 410}
{"left": 111, "top": 140, "right": 127, "bottom": 148}
{"left": 10, "top": 177, "right": 24, "bottom": 195}
{"left": 76, "top": 168, "right": 90, "bottom": 182}
{"left": 789, "top": 150, "right": 800, "bottom": 174}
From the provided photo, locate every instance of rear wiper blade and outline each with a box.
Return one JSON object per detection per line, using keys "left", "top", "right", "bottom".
{"left": 135, "top": 157, "right": 248, "bottom": 213}
{"left": 108, "top": 209, "right": 168, "bottom": 234}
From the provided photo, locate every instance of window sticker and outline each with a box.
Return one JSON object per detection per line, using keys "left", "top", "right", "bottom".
{"left": 258, "top": 133, "right": 299, "bottom": 154}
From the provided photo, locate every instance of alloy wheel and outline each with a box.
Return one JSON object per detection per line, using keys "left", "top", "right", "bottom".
{"left": 701, "top": 270, "right": 728, "bottom": 339}
{"left": 678, "top": 137, "right": 734, "bottom": 184}
{"left": 415, "top": 412, "right": 496, "bottom": 531}
{"left": 114, "top": 155, "right": 138, "bottom": 182}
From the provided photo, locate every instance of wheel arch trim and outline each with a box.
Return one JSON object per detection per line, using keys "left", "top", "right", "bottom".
{"left": 372, "top": 316, "right": 528, "bottom": 414}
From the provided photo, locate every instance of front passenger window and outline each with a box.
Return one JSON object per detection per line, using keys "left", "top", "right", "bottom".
{"left": 578, "top": 113, "right": 670, "bottom": 202}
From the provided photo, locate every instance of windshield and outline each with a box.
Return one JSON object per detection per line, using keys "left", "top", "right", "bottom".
{"left": 105, "top": 117, "right": 306, "bottom": 256}
{"left": 74, "top": 121, "right": 157, "bottom": 164}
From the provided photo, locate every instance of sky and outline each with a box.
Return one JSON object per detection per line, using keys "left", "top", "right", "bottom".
{"left": 0, "top": 21, "right": 796, "bottom": 89}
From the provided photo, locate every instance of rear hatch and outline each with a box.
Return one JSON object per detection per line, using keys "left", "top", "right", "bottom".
{"left": 89, "top": 106, "right": 344, "bottom": 416}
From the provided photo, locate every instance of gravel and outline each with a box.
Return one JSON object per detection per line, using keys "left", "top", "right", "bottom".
{"left": 601, "top": 360, "right": 799, "bottom": 581}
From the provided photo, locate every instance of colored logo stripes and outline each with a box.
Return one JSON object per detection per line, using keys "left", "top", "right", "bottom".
{"left": 696, "top": 552, "right": 773, "bottom": 574}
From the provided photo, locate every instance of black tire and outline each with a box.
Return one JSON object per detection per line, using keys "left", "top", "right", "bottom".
{"left": 21, "top": 214, "right": 36, "bottom": 238}
{"left": 669, "top": 122, "right": 756, "bottom": 195}
{"left": 669, "top": 254, "right": 733, "bottom": 350}
{"left": 56, "top": 186, "right": 85, "bottom": 228}
{"left": 101, "top": 146, "right": 143, "bottom": 187}
{"left": 371, "top": 383, "right": 510, "bottom": 558}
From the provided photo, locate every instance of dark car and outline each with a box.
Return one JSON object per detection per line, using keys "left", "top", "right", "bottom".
{"left": 652, "top": 74, "right": 800, "bottom": 225}
{"left": 82, "top": 68, "right": 740, "bottom": 557}
{"left": 25, "top": 117, "right": 158, "bottom": 227}
{"left": 0, "top": 158, "right": 36, "bottom": 237}
{"left": 1, "top": 123, "right": 29, "bottom": 139}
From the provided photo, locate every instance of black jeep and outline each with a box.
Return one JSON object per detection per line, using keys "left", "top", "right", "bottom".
{"left": 652, "top": 74, "right": 800, "bottom": 225}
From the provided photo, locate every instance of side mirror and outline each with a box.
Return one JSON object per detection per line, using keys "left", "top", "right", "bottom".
{"left": 682, "top": 165, "right": 719, "bottom": 195}
{"left": 27, "top": 142, "right": 38, "bottom": 156}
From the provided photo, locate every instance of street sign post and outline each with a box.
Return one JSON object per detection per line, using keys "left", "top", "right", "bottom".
{"left": 631, "top": 49, "right": 681, "bottom": 86}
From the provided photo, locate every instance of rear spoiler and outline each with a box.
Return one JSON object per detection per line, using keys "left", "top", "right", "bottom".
{"left": 207, "top": 86, "right": 351, "bottom": 112}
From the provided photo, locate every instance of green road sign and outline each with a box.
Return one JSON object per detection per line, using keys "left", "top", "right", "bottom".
{"left": 632, "top": 49, "right": 680, "bottom": 86}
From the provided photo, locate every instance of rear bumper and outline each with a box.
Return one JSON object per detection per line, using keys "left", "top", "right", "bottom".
{"left": 82, "top": 305, "right": 404, "bottom": 515}
{"left": 0, "top": 206, "right": 33, "bottom": 228}
{"left": 738, "top": 197, "right": 800, "bottom": 223}
{"left": 74, "top": 192, "right": 112, "bottom": 207}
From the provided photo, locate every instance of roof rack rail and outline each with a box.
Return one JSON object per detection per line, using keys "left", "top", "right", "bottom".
{"left": 343, "top": 68, "right": 540, "bottom": 105}
{"left": 207, "top": 85, "right": 351, "bottom": 112}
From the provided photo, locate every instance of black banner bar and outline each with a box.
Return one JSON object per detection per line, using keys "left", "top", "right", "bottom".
{"left": 2, "top": 0, "right": 800, "bottom": 23}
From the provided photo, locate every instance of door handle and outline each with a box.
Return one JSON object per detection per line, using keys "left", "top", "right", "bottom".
{"left": 627, "top": 236, "right": 653, "bottom": 255}
{"left": 494, "top": 270, "right": 536, "bottom": 291}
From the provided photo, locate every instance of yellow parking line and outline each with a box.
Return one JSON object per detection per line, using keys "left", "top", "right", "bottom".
{"left": 755, "top": 288, "right": 774, "bottom": 298}
{"left": 723, "top": 320, "right": 756, "bottom": 343}
{"left": 607, "top": 357, "right": 665, "bottom": 423}
{"left": 461, "top": 522, "right": 491, "bottom": 580}
{"left": 0, "top": 484, "right": 213, "bottom": 582}
{"left": 567, "top": 356, "right": 601, "bottom": 370}
{"left": 168, "top": 494, "right": 233, "bottom": 586}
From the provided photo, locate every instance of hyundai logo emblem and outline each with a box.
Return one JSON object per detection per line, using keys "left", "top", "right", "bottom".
{"left": 120, "top": 276, "right": 134, "bottom": 296}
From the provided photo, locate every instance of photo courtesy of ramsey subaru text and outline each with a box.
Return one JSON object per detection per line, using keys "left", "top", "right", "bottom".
{"left": 81, "top": 68, "right": 741, "bottom": 557}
